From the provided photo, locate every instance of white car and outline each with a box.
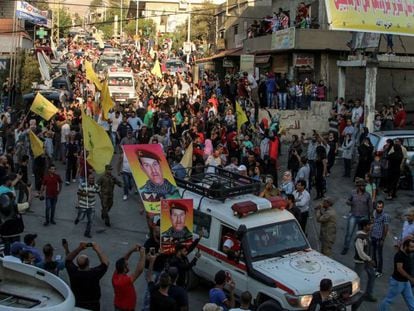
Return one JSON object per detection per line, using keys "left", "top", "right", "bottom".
{"left": 178, "top": 167, "right": 363, "bottom": 310}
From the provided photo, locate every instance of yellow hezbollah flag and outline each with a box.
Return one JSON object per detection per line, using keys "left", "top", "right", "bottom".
{"left": 151, "top": 59, "right": 163, "bottom": 79}
{"left": 235, "top": 101, "right": 248, "bottom": 131}
{"left": 29, "top": 130, "right": 44, "bottom": 158}
{"left": 101, "top": 80, "right": 114, "bottom": 119}
{"left": 85, "top": 60, "right": 102, "bottom": 91}
{"left": 30, "top": 93, "right": 58, "bottom": 121}
{"left": 180, "top": 142, "right": 193, "bottom": 170}
{"left": 325, "top": 0, "right": 414, "bottom": 36}
{"left": 81, "top": 110, "right": 114, "bottom": 174}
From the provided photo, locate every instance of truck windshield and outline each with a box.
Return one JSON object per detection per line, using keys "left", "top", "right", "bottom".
{"left": 108, "top": 77, "right": 134, "bottom": 87}
{"left": 245, "top": 220, "right": 309, "bottom": 261}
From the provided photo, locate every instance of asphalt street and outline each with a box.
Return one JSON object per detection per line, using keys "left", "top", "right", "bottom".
{"left": 21, "top": 145, "right": 412, "bottom": 310}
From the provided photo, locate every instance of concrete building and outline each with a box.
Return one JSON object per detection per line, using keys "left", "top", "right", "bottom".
{"left": 205, "top": 0, "right": 414, "bottom": 110}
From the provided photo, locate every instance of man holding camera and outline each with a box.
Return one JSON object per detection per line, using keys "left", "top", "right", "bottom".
{"left": 113, "top": 244, "right": 146, "bottom": 311}
{"left": 65, "top": 241, "right": 109, "bottom": 311}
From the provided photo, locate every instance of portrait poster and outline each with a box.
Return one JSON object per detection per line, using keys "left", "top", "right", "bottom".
{"left": 160, "top": 199, "right": 194, "bottom": 254}
{"left": 123, "top": 144, "right": 180, "bottom": 214}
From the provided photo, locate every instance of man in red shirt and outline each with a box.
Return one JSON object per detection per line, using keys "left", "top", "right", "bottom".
{"left": 394, "top": 104, "right": 407, "bottom": 129}
{"left": 40, "top": 164, "right": 63, "bottom": 226}
{"left": 112, "top": 244, "right": 146, "bottom": 311}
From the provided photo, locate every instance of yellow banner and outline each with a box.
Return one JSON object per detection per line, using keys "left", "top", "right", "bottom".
{"left": 325, "top": 0, "right": 414, "bottom": 35}
{"left": 29, "top": 130, "right": 44, "bottom": 158}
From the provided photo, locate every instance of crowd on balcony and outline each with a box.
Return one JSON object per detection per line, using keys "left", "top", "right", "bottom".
{"left": 247, "top": 2, "right": 312, "bottom": 38}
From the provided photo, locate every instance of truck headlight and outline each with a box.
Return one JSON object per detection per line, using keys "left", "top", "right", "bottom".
{"left": 285, "top": 294, "right": 313, "bottom": 308}
{"left": 352, "top": 277, "right": 360, "bottom": 295}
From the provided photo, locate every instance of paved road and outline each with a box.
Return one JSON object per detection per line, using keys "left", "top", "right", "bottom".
{"left": 21, "top": 145, "right": 412, "bottom": 310}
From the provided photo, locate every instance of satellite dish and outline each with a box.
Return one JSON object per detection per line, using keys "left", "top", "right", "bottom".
{"left": 37, "top": 51, "right": 51, "bottom": 82}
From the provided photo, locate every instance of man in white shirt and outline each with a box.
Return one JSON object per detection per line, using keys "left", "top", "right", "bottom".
{"left": 60, "top": 121, "right": 71, "bottom": 163}
{"left": 293, "top": 180, "right": 311, "bottom": 233}
{"left": 351, "top": 100, "right": 364, "bottom": 124}
{"left": 109, "top": 110, "right": 122, "bottom": 146}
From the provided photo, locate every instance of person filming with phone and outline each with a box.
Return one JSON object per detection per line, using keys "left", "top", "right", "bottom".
{"left": 65, "top": 241, "right": 109, "bottom": 311}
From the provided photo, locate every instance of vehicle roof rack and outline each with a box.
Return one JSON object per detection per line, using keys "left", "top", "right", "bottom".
{"left": 174, "top": 166, "right": 261, "bottom": 202}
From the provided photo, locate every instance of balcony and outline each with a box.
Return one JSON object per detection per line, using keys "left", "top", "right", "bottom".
{"left": 243, "top": 28, "right": 350, "bottom": 54}
{"left": 243, "top": 28, "right": 414, "bottom": 55}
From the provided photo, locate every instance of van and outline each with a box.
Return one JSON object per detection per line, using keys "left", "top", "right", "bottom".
{"left": 177, "top": 166, "right": 362, "bottom": 310}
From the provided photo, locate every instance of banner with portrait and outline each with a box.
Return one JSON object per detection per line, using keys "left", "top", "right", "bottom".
{"left": 160, "top": 199, "right": 194, "bottom": 254}
{"left": 123, "top": 144, "right": 180, "bottom": 214}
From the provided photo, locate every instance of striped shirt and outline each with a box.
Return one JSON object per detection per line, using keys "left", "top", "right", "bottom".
{"left": 371, "top": 210, "right": 390, "bottom": 239}
{"left": 77, "top": 183, "right": 100, "bottom": 209}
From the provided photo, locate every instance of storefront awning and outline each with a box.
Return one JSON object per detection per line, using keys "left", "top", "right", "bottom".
{"left": 255, "top": 55, "right": 270, "bottom": 64}
{"left": 196, "top": 47, "right": 243, "bottom": 63}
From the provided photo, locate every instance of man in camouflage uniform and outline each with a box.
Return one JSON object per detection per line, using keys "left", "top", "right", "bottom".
{"left": 97, "top": 165, "right": 122, "bottom": 227}
{"left": 315, "top": 197, "right": 337, "bottom": 257}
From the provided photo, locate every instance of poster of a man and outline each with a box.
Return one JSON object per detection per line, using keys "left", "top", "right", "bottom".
{"left": 123, "top": 144, "right": 180, "bottom": 214}
{"left": 161, "top": 199, "right": 193, "bottom": 254}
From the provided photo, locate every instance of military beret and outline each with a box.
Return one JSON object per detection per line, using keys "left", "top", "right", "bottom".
{"left": 169, "top": 201, "right": 188, "bottom": 213}
{"left": 137, "top": 149, "right": 161, "bottom": 162}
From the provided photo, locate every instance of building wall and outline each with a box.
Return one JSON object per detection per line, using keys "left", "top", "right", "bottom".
{"left": 0, "top": 0, "right": 15, "bottom": 18}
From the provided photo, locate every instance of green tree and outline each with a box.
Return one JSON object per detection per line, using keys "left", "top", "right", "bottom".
{"left": 90, "top": 0, "right": 103, "bottom": 12}
{"left": 20, "top": 51, "right": 40, "bottom": 95}
{"left": 59, "top": 8, "right": 72, "bottom": 36}
{"left": 73, "top": 13, "right": 82, "bottom": 26}
{"left": 173, "top": 1, "right": 216, "bottom": 56}
{"left": 123, "top": 19, "right": 156, "bottom": 38}
{"left": 28, "top": 0, "right": 49, "bottom": 10}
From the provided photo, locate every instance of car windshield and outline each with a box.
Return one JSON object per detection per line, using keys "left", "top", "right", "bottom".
{"left": 108, "top": 77, "right": 133, "bottom": 87}
{"left": 368, "top": 134, "right": 379, "bottom": 150}
{"left": 245, "top": 220, "right": 309, "bottom": 261}
{"left": 166, "top": 61, "right": 184, "bottom": 68}
{"left": 98, "top": 58, "right": 118, "bottom": 69}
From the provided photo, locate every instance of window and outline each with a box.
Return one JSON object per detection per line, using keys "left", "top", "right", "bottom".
{"left": 234, "top": 24, "right": 238, "bottom": 35}
{"left": 193, "top": 210, "right": 211, "bottom": 239}
{"left": 219, "top": 30, "right": 225, "bottom": 39}
{"left": 405, "top": 137, "right": 414, "bottom": 152}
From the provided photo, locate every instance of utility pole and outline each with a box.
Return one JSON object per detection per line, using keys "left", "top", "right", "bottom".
{"left": 120, "top": 0, "right": 123, "bottom": 40}
{"left": 135, "top": 0, "right": 139, "bottom": 47}
{"left": 186, "top": 0, "right": 191, "bottom": 64}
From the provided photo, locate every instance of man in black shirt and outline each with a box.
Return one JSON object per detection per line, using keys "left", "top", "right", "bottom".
{"left": 168, "top": 267, "right": 189, "bottom": 311}
{"left": 149, "top": 270, "right": 176, "bottom": 311}
{"left": 65, "top": 241, "right": 109, "bottom": 311}
{"left": 379, "top": 238, "right": 414, "bottom": 310}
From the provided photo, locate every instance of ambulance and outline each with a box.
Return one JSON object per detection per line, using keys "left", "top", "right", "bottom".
{"left": 106, "top": 66, "right": 137, "bottom": 104}
{"left": 176, "top": 167, "right": 363, "bottom": 311}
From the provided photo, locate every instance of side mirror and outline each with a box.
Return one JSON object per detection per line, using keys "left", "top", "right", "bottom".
{"left": 236, "top": 224, "right": 247, "bottom": 240}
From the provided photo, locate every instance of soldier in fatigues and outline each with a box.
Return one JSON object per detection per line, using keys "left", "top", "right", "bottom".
{"left": 97, "top": 165, "right": 122, "bottom": 227}
{"left": 315, "top": 197, "right": 337, "bottom": 257}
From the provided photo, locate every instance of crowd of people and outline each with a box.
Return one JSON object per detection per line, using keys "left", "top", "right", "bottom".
{"left": 0, "top": 26, "right": 412, "bottom": 310}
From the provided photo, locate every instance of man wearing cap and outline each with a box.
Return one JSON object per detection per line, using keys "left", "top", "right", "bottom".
{"left": 137, "top": 149, "right": 179, "bottom": 204}
{"left": 97, "top": 165, "right": 122, "bottom": 227}
{"left": 315, "top": 198, "right": 337, "bottom": 257}
{"left": 161, "top": 201, "right": 193, "bottom": 242}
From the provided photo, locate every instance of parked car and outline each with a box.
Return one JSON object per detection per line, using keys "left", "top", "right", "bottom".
{"left": 368, "top": 130, "right": 414, "bottom": 163}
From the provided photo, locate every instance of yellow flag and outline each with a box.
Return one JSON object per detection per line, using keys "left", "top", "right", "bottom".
{"left": 85, "top": 60, "right": 102, "bottom": 91}
{"left": 180, "top": 142, "right": 193, "bottom": 170}
{"left": 236, "top": 101, "right": 248, "bottom": 130}
{"left": 29, "top": 130, "right": 44, "bottom": 158}
{"left": 30, "top": 93, "right": 58, "bottom": 121}
{"left": 101, "top": 80, "right": 114, "bottom": 120}
{"left": 81, "top": 110, "right": 114, "bottom": 174}
{"left": 151, "top": 59, "right": 163, "bottom": 79}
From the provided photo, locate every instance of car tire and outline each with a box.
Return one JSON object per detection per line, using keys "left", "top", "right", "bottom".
{"left": 257, "top": 300, "right": 283, "bottom": 311}
{"left": 185, "top": 269, "right": 200, "bottom": 291}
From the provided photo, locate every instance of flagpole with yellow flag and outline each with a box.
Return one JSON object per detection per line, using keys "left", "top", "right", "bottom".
{"left": 81, "top": 110, "right": 114, "bottom": 174}
{"left": 29, "top": 130, "right": 44, "bottom": 158}
{"left": 235, "top": 101, "right": 249, "bottom": 131}
{"left": 151, "top": 58, "right": 163, "bottom": 79}
{"left": 100, "top": 80, "right": 114, "bottom": 120}
{"left": 85, "top": 60, "right": 102, "bottom": 91}
{"left": 30, "top": 93, "right": 58, "bottom": 121}
{"left": 180, "top": 142, "right": 193, "bottom": 171}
